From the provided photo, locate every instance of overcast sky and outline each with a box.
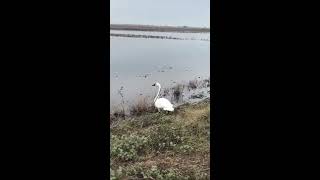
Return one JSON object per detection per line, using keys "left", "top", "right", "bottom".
{"left": 110, "top": 0, "right": 210, "bottom": 27}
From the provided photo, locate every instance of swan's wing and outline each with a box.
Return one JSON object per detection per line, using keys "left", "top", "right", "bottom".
{"left": 156, "top": 98, "right": 173, "bottom": 107}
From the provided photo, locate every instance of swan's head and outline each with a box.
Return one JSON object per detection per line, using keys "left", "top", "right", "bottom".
{"left": 152, "top": 82, "right": 161, "bottom": 87}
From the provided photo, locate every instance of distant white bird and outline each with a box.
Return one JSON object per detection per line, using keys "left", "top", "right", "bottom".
{"left": 152, "top": 82, "right": 174, "bottom": 112}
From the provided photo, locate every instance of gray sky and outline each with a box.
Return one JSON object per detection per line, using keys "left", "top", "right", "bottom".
{"left": 110, "top": 0, "right": 210, "bottom": 28}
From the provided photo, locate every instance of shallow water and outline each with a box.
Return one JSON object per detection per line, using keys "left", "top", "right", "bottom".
{"left": 110, "top": 31, "right": 210, "bottom": 111}
{"left": 111, "top": 30, "right": 210, "bottom": 41}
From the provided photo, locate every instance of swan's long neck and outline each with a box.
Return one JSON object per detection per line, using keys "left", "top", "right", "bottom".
{"left": 154, "top": 85, "right": 161, "bottom": 102}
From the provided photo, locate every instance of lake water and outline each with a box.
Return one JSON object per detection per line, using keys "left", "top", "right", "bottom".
{"left": 111, "top": 30, "right": 210, "bottom": 41}
{"left": 110, "top": 30, "right": 210, "bottom": 112}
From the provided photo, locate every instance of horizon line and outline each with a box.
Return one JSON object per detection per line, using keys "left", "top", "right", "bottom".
{"left": 110, "top": 23, "right": 210, "bottom": 29}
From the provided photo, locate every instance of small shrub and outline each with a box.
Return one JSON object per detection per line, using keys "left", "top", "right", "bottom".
{"left": 148, "top": 124, "right": 184, "bottom": 151}
{"left": 188, "top": 80, "right": 198, "bottom": 90}
{"left": 117, "top": 86, "right": 126, "bottom": 119}
{"left": 129, "top": 98, "right": 153, "bottom": 116}
{"left": 178, "top": 144, "right": 194, "bottom": 154}
{"left": 163, "top": 88, "right": 170, "bottom": 97}
{"left": 111, "top": 134, "right": 148, "bottom": 162}
{"left": 172, "top": 84, "right": 184, "bottom": 103}
{"left": 111, "top": 108, "right": 125, "bottom": 119}
{"left": 110, "top": 113, "right": 116, "bottom": 124}
{"left": 111, "top": 165, "right": 190, "bottom": 180}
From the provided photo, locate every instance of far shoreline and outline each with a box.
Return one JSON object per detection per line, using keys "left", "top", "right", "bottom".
{"left": 110, "top": 24, "right": 210, "bottom": 33}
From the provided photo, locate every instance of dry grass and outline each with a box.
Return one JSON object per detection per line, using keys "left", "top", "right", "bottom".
{"left": 129, "top": 97, "right": 155, "bottom": 116}
{"left": 111, "top": 108, "right": 126, "bottom": 119}
{"left": 176, "top": 102, "right": 210, "bottom": 126}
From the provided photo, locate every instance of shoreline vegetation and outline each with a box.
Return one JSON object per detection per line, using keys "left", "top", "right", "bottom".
{"left": 110, "top": 24, "right": 210, "bottom": 33}
{"left": 110, "top": 78, "right": 210, "bottom": 119}
{"left": 110, "top": 33, "right": 210, "bottom": 41}
{"left": 110, "top": 98, "right": 210, "bottom": 179}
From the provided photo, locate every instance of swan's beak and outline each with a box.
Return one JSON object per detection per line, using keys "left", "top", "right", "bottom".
{"left": 152, "top": 84, "right": 155, "bottom": 86}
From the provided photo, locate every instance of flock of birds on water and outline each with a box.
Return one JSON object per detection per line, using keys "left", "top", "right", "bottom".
{"left": 113, "top": 65, "right": 193, "bottom": 79}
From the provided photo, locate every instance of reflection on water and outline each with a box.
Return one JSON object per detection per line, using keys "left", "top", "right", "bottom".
{"left": 110, "top": 31, "right": 210, "bottom": 111}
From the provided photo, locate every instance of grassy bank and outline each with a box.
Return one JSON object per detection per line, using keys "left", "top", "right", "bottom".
{"left": 110, "top": 99, "right": 210, "bottom": 180}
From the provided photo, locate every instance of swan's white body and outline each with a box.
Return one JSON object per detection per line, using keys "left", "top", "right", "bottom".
{"left": 152, "top": 82, "right": 174, "bottom": 112}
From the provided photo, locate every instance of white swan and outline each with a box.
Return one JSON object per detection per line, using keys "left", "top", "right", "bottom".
{"left": 152, "top": 82, "right": 174, "bottom": 112}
